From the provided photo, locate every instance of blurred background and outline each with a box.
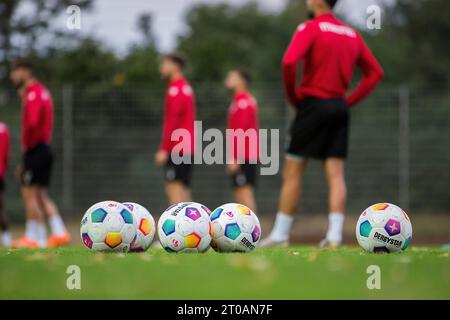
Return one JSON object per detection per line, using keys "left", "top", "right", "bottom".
{"left": 0, "top": 0, "right": 449, "bottom": 243}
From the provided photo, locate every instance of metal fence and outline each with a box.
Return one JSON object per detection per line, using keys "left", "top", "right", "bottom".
{"left": 1, "top": 83, "right": 449, "bottom": 221}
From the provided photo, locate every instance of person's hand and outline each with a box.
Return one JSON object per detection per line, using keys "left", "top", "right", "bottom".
{"left": 227, "top": 163, "right": 240, "bottom": 175}
{"left": 155, "top": 150, "right": 169, "bottom": 167}
{"left": 15, "top": 164, "right": 23, "bottom": 181}
{"left": 289, "top": 88, "right": 305, "bottom": 108}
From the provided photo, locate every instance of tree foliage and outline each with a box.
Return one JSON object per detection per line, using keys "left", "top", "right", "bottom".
{"left": 1, "top": 0, "right": 448, "bottom": 87}
{"left": 176, "top": 1, "right": 306, "bottom": 83}
{"left": 0, "top": 0, "right": 93, "bottom": 81}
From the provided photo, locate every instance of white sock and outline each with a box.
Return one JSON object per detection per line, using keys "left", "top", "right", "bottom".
{"left": 25, "top": 220, "right": 39, "bottom": 241}
{"left": 1, "top": 231, "right": 12, "bottom": 248}
{"left": 36, "top": 223, "right": 47, "bottom": 248}
{"left": 326, "top": 212, "right": 345, "bottom": 243}
{"left": 269, "top": 212, "right": 294, "bottom": 242}
{"left": 49, "top": 215, "right": 67, "bottom": 236}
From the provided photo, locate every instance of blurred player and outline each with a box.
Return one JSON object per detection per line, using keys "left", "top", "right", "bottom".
{"left": 261, "top": 0, "right": 384, "bottom": 248}
{"left": 10, "top": 59, "right": 71, "bottom": 248}
{"left": 0, "top": 122, "right": 11, "bottom": 248}
{"left": 155, "top": 53, "right": 196, "bottom": 205}
{"left": 224, "top": 68, "right": 259, "bottom": 212}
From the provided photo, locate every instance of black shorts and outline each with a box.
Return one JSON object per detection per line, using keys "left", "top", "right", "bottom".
{"left": 22, "top": 144, "right": 54, "bottom": 187}
{"left": 164, "top": 159, "right": 193, "bottom": 187}
{"left": 231, "top": 164, "right": 257, "bottom": 188}
{"left": 0, "top": 178, "right": 4, "bottom": 192}
{"left": 286, "top": 97, "right": 349, "bottom": 160}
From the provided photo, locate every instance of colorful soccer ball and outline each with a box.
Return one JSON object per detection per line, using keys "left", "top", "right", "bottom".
{"left": 356, "top": 203, "right": 413, "bottom": 253}
{"left": 157, "top": 202, "right": 212, "bottom": 253}
{"left": 210, "top": 203, "right": 261, "bottom": 253}
{"left": 123, "top": 202, "right": 156, "bottom": 253}
{"left": 80, "top": 201, "right": 136, "bottom": 252}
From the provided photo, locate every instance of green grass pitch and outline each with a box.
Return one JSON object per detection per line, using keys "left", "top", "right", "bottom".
{"left": 0, "top": 246, "right": 449, "bottom": 299}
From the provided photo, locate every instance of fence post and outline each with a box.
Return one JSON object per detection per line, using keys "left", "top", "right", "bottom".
{"left": 399, "top": 85, "right": 410, "bottom": 211}
{"left": 62, "top": 85, "right": 74, "bottom": 215}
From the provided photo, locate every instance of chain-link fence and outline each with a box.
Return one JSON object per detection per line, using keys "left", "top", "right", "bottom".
{"left": 1, "top": 83, "right": 449, "bottom": 221}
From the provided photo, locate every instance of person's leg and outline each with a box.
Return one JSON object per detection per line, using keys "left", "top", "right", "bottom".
{"left": 234, "top": 186, "right": 257, "bottom": 213}
{"left": 230, "top": 164, "right": 258, "bottom": 212}
{"left": 38, "top": 188, "right": 59, "bottom": 218}
{"left": 322, "top": 158, "right": 347, "bottom": 247}
{"left": 14, "top": 186, "right": 47, "bottom": 248}
{"left": 0, "top": 191, "right": 12, "bottom": 248}
{"left": 261, "top": 157, "right": 307, "bottom": 245}
{"left": 164, "top": 160, "right": 193, "bottom": 205}
{"left": 166, "top": 182, "right": 191, "bottom": 205}
{"left": 39, "top": 188, "right": 70, "bottom": 242}
{"left": 278, "top": 158, "right": 306, "bottom": 215}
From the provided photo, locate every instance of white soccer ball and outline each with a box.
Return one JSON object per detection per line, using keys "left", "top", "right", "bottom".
{"left": 356, "top": 203, "right": 413, "bottom": 253}
{"left": 210, "top": 203, "right": 261, "bottom": 253}
{"left": 80, "top": 201, "right": 136, "bottom": 252}
{"left": 157, "top": 202, "right": 212, "bottom": 253}
{"left": 123, "top": 202, "right": 156, "bottom": 253}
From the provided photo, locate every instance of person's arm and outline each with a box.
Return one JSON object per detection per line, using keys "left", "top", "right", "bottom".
{"left": 227, "top": 99, "right": 258, "bottom": 163}
{"left": 245, "top": 102, "right": 259, "bottom": 162}
{"left": 282, "top": 22, "right": 316, "bottom": 107}
{"left": 231, "top": 99, "right": 252, "bottom": 131}
{"left": 24, "top": 90, "right": 41, "bottom": 130}
{"left": 21, "top": 90, "right": 42, "bottom": 152}
{"left": 160, "top": 87, "right": 184, "bottom": 153}
{"left": 243, "top": 100, "right": 259, "bottom": 135}
{"left": 0, "top": 134, "right": 6, "bottom": 177}
{"left": 227, "top": 99, "right": 249, "bottom": 165}
{"left": 346, "top": 37, "right": 384, "bottom": 107}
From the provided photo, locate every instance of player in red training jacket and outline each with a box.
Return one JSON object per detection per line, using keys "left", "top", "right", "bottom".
{"left": 225, "top": 69, "right": 259, "bottom": 212}
{"left": 261, "top": 0, "right": 384, "bottom": 248}
{"left": 0, "top": 123, "right": 11, "bottom": 248}
{"left": 10, "top": 59, "right": 71, "bottom": 249}
{"left": 155, "top": 53, "right": 196, "bottom": 205}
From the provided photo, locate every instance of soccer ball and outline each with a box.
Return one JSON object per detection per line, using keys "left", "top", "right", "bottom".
{"left": 157, "top": 202, "right": 212, "bottom": 253}
{"left": 356, "top": 203, "right": 413, "bottom": 253}
{"left": 80, "top": 201, "right": 136, "bottom": 252}
{"left": 210, "top": 203, "right": 261, "bottom": 253}
{"left": 123, "top": 202, "right": 156, "bottom": 252}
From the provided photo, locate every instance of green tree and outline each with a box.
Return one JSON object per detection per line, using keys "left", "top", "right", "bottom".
{"left": 359, "top": 0, "right": 450, "bottom": 86}
{"left": 0, "top": 0, "right": 93, "bottom": 82}
{"left": 177, "top": 2, "right": 291, "bottom": 83}
{"left": 120, "top": 13, "right": 161, "bottom": 85}
{"left": 391, "top": 0, "right": 450, "bottom": 86}
{"left": 42, "top": 38, "right": 118, "bottom": 85}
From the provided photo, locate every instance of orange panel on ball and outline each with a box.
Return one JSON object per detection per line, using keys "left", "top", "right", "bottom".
{"left": 371, "top": 203, "right": 389, "bottom": 211}
{"left": 139, "top": 219, "right": 152, "bottom": 236}
{"left": 236, "top": 205, "right": 251, "bottom": 216}
{"left": 105, "top": 232, "right": 122, "bottom": 248}
{"left": 185, "top": 233, "right": 201, "bottom": 248}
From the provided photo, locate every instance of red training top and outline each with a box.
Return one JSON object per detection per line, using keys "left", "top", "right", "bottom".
{"left": 22, "top": 81, "right": 54, "bottom": 151}
{"left": 0, "top": 123, "right": 10, "bottom": 178}
{"left": 282, "top": 13, "right": 384, "bottom": 107}
{"left": 227, "top": 91, "right": 260, "bottom": 162}
{"left": 160, "top": 77, "right": 196, "bottom": 155}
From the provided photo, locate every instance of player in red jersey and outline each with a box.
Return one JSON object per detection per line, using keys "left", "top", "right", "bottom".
{"left": 0, "top": 123, "right": 12, "bottom": 248}
{"left": 10, "top": 59, "right": 71, "bottom": 248}
{"left": 225, "top": 68, "right": 259, "bottom": 212}
{"left": 261, "top": 0, "right": 384, "bottom": 248}
{"left": 156, "top": 53, "right": 196, "bottom": 205}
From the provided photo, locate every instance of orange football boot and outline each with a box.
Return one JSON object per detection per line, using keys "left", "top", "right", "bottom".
{"left": 47, "top": 232, "right": 72, "bottom": 248}
{"left": 12, "top": 237, "right": 39, "bottom": 249}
